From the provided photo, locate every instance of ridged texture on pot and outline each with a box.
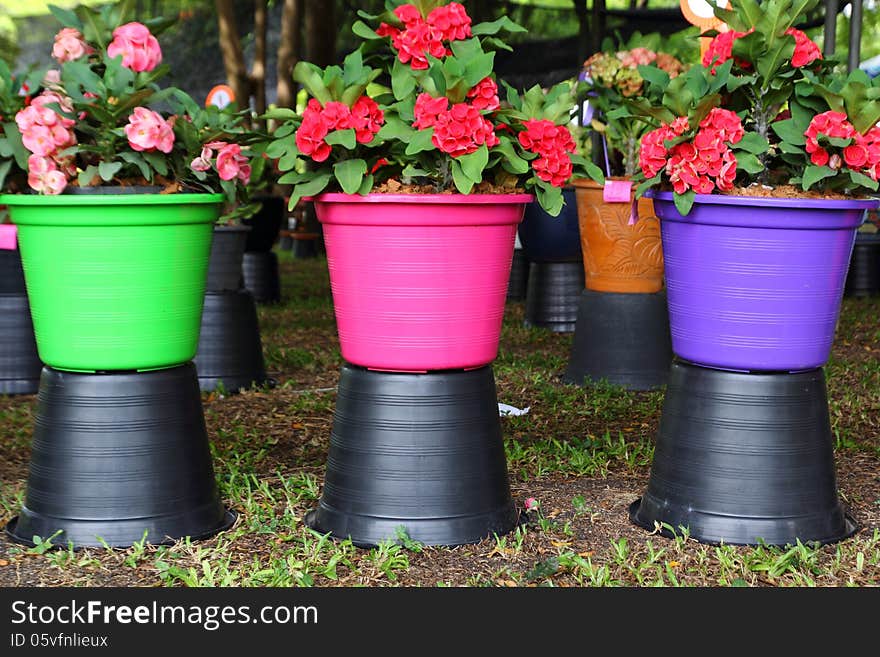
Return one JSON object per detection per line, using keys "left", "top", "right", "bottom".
{"left": 0, "top": 248, "right": 27, "bottom": 294}
{"left": 0, "top": 293, "right": 42, "bottom": 394}
{"left": 506, "top": 249, "right": 529, "bottom": 301}
{"left": 314, "top": 193, "right": 530, "bottom": 371}
{"left": 524, "top": 261, "right": 584, "bottom": 332}
{"left": 652, "top": 192, "right": 873, "bottom": 371}
{"left": 630, "top": 361, "right": 855, "bottom": 546}
{"left": 306, "top": 364, "right": 517, "bottom": 546}
{"left": 205, "top": 226, "right": 249, "bottom": 292}
{"left": 573, "top": 179, "right": 663, "bottom": 293}
{"left": 7, "top": 364, "right": 234, "bottom": 547}
{"left": 195, "top": 290, "right": 268, "bottom": 392}
{"left": 844, "top": 233, "right": 880, "bottom": 297}
{"left": 242, "top": 251, "right": 282, "bottom": 303}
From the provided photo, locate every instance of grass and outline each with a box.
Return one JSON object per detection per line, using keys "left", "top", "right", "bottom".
{"left": 0, "top": 252, "right": 878, "bottom": 587}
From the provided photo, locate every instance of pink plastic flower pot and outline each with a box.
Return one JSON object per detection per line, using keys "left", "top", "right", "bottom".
{"left": 314, "top": 193, "right": 533, "bottom": 371}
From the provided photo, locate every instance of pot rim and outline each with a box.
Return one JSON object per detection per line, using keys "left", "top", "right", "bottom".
{"left": 312, "top": 192, "right": 534, "bottom": 204}
{"left": 648, "top": 189, "right": 879, "bottom": 210}
{"left": 0, "top": 192, "right": 225, "bottom": 206}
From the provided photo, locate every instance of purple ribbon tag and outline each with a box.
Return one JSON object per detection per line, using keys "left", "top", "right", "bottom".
{"left": 628, "top": 198, "right": 640, "bottom": 226}
{"left": 0, "top": 224, "right": 17, "bottom": 250}
{"left": 603, "top": 179, "right": 632, "bottom": 203}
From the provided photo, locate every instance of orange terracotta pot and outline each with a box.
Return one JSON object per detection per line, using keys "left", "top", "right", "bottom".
{"left": 572, "top": 178, "right": 664, "bottom": 294}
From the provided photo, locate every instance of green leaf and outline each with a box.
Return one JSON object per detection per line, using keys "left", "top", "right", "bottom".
{"left": 458, "top": 144, "right": 489, "bottom": 182}
{"left": 535, "top": 183, "right": 564, "bottom": 217}
{"left": 802, "top": 164, "right": 836, "bottom": 191}
{"left": 61, "top": 59, "right": 103, "bottom": 97}
{"left": 119, "top": 152, "right": 151, "bottom": 181}
{"left": 262, "top": 107, "right": 299, "bottom": 121}
{"left": 98, "top": 160, "right": 122, "bottom": 182}
{"left": 78, "top": 165, "right": 99, "bottom": 187}
{"left": 334, "top": 159, "right": 367, "bottom": 195}
{"left": 771, "top": 118, "right": 807, "bottom": 146}
{"left": 277, "top": 170, "right": 309, "bottom": 185}
{"left": 635, "top": 174, "right": 662, "bottom": 198}
{"left": 325, "top": 129, "right": 356, "bottom": 149}
{"left": 357, "top": 173, "right": 374, "bottom": 196}
{"left": 141, "top": 151, "right": 168, "bottom": 176}
{"left": 450, "top": 159, "right": 474, "bottom": 194}
{"left": 471, "top": 17, "right": 527, "bottom": 36}
{"left": 404, "top": 128, "right": 436, "bottom": 156}
{"left": 673, "top": 190, "right": 696, "bottom": 216}
{"left": 352, "top": 20, "right": 381, "bottom": 40}
{"left": 376, "top": 117, "right": 415, "bottom": 142}
{"left": 48, "top": 4, "right": 83, "bottom": 30}
{"left": 402, "top": 164, "right": 430, "bottom": 178}
{"left": 293, "top": 61, "right": 332, "bottom": 105}
{"left": 637, "top": 65, "right": 670, "bottom": 90}
{"left": 391, "top": 58, "right": 417, "bottom": 101}
{"left": 266, "top": 136, "right": 295, "bottom": 159}
{"left": 849, "top": 170, "right": 879, "bottom": 191}
{"left": 736, "top": 132, "right": 770, "bottom": 155}
{"left": 735, "top": 152, "right": 764, "bottom": 174}
{"left": 0, "top": 159, "right": 12, "bottom": 192}
{"left": 2, "top": 122, "right": 28, "bottom": 168}
{"left": 289, "top": 172, "right": 332, "bottom": 210}
{"left": 494, "top": 140, "right": 529, "bottom": 174}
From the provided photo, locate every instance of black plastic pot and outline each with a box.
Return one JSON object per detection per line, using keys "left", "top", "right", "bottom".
{"left": 0, "top": 248, "right": 27, "bottom": 294}
{"left": 306, "top": 364, "right": 518, "bottom": 547}
{"left": 242, "top": 250, "right": 282, "bottom": 303}
{"left": 194, "top": 290, "right": 268, "bottom": 393}
{"left": 564, "top": 289, "right": 671, "bottom": 390}
{"left": 6, "top": 363, "right": 235, "bottom": 547}
{"left": 844, "top": 233, "right": 880, "bottom": 297}
{"left": 517, "top": 188, "right": 580, "bottom": 262}
{"left": 0, "top": 293, "right": 42, "bottom": 395}
{"left": 242, "top": 195, "right": 285, "bottom": 252}
{"left": 523, "top": 260, "right": 584, "bottom": 332}
{"left": 630, "top": 360, "right": 856, "bottom": 546}
{"left": 507, "top": 249, "right": 529, "bottom": 301}
{"left": 293, "top": 235, "right": 320, "bottom": 259}
{"left": 206, "top": 225, "right": 250, "bottom": 293}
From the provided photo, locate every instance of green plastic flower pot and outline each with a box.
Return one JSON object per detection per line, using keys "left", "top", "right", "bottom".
{"left": 0, "top": 192, "right": 223, "bottom": 372}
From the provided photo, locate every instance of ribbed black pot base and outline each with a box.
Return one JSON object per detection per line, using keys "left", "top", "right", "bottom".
{"left": 523, "top": 261, "right": 584, "bottom": 332}
{"left": 630, "top": 361, "right": 856, "bottom": 546}
{"left": 242, "top": 251, "right": 281, "bottom": 303}
{"left": 844, "top": 233, "right": 880, "bottom": 297}
{"left": 306, "top": 364, "right": 517, "bottom": 547}
{"left": 195, "top": 290, "right": 268, "bottom": 393}
{"left": 6, "top": 364, "right": 234, "bottom": 548}
{"left": 507, "top": 249, "right": 529, "bottom": 301}
{"left": 563, "top": 289, "right": 671, "bottom": 390}
{"left": 0, "top": 293, "right": 41, "bottom": 395}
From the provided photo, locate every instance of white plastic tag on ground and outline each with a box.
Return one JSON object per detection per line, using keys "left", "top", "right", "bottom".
{"left": 498, "top": 403, "right": 530, "bottom": 417}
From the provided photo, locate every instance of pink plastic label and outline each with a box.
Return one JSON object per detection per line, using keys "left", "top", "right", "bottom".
{"left": 0, "top": 224, "right": 17, "bottom": 250}
{"left": 603, "top": 180, "right": 633, "bottom": 203}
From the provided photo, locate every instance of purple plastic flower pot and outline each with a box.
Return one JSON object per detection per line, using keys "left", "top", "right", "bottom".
{"left": 650, "top": 191, "right": 878, "bottom": 372}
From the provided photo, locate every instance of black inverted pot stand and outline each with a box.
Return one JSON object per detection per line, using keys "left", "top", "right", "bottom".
{"left": 844, "top": 232, "right": 880, "bottom": 297}
{"left": 523, "top": 259, "right": 584, "bottom": 332}
{"left": 7, "top": 364, "right": 234, "bottom": 547}
{"left": 563, "top": 289, "right": 672, "bottom": 390}
{"left": 630, "top": 360, "right": 856, "bottom": 546}
{"left": 0, "top": 249, "right": 42, "bottom": 394}
{"left": 306, "top": 364, "right": 518, "bottom": 547}
{"left": 194, "top": 225, "right": 269, "bottom": 393}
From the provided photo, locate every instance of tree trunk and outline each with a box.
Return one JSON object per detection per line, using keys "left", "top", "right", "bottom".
{"left": 252, "top": 0, "right": 268, "bottom": 120}
{"left": 276, "top": 0, "right": 303, "bottom": 109}
{"left": 214, "top": 0, "right": 251, "bottom": 110}
{"left": 572, "top": 0, "right": 590, "bottom": 64}
{"left": 304, "top": 0, "right": 336, "bottom": 67}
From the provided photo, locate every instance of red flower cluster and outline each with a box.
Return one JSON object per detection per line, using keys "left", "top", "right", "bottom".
{"left": 517, "top": 118, "right": 577, "bottom": 187}
{"left": 377, "top": 3, "right": 472, "bottom": 70}
{"left": 431, "top": 102, "right": 499, "bottom": 157}
{"left": 786, "top": 27, "right": 822, "bottom": 68}
{"left": 640, "top": 109, "right": 743, "bottom": 194}
{"left": 413, "top": 92, "right": 450, "bottom": 129}
{"left": 467, "top": 77, "right": 500, "bottom": 111}
{"left": 805, "top": 111, "right": 880, "bottom": 179}
{"left": 296, "top": 97, "right": 385, "bottom": 162}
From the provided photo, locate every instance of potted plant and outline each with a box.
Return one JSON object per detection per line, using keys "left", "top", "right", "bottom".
{"left": 266, "top": 0, "right": 603, "bottom": 546}
{"left": 561, "top": 38, "right": 683, "bottom": 389}
{"left": 626, "top": 0, "right": 878, "bottom": 545}
{"left": 0, "top": 61, "right": 43, "bottom": 394}
{"left": 0, "top": 4, "right": 254, "bottom": 547}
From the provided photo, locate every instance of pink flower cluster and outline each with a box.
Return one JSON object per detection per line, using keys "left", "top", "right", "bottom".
{"left": 517, "top": 119, "right": 577, "bottom": 187}
{"left": 124, "top": 107, "right": 174, "bottom": 153}
{"left": 107, "top": 22, "right": 162, "bottom": 73}
{"left": 377, "top": 2, "right": 472, "bottom": 70}
{"left": 467, "top": 77, "right": 500, "bottom": 111}
{"left": 52, "top": 28, "right": 90, "bottom": 63}
{"left": 639, "top": 109, "right": 743, "bottom": 194}
{"left": 786, "top": 28, "right": 822, "bottom": 68}
{"left": 16, "top": 91, "right": 78, "bottom": 194}
{"left": 430, "top": 102, "right": 499, "bottom": 157}
{"left": 702, "top": 27, "right": 820, "bottom": 72}
{"left": 295, "top": 97, "right": 385, "bottom": 163}
{"left": 616, "top": 47, "right": 656, "bottom": 68}
{"left": 805, "top": 111, "right": 880, "bottom": 179}
{"left": 191, "top": 141, "right": 251, "bottom": 183}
